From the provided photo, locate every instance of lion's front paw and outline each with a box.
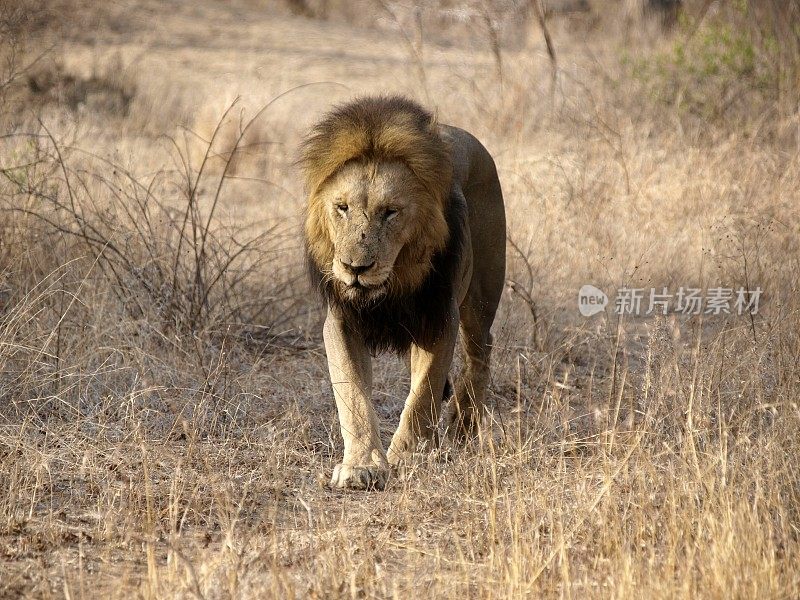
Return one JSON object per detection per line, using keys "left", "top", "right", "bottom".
{"left": 445, "top": 402, "right": 484, "bottom": 444}
{"left": 330, "top": 463, "right": 389, "bottom": 491}
{"left": 388, "top": 423, "right": 439, "bottom": 466}
{"left": 387, "top": 436, "right": 434, "bottom": 466}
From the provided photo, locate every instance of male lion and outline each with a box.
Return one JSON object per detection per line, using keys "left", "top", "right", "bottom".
{"left": 302, "top": 96, "right": 506, "bottom": 490}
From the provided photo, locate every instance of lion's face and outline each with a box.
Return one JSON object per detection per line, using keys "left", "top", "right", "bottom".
{"left": 302, "top": 97, "right": 453, "bottom": 306}
{"left": 315, "top": 160, "right": 426, "bottom": 303}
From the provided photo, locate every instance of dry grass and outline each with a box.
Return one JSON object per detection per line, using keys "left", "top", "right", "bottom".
{"left": 1, "top": 0, "right": 799, "bottom": 598}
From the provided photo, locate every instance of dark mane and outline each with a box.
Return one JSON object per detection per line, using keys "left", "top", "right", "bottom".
{"left": 308, "top": 191, "right": 467, "bottom": 354}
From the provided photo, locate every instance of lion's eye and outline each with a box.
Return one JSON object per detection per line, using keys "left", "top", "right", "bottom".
{"left": 384, "top": 208, "right": 399, "bottom": 221}
{"left": 335, "top": 203, "right": 348, "bottom": 216}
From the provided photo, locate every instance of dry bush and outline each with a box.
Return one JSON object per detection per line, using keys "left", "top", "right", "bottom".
{"left": 1, "top": 130, "right": 285, "bottom": 330}
{"left": 188, "top": 96, "right": 275, "bottom": 176}
{"left": 0, "top": 0, "right": 141, "bottom": 130}
{"left": 0, "top": 0, "right": 50, "bottom": 121}
{"left": 625, "top": 0, "right": 800, "bottom": 143}
{"left": 0, "top": 110, "right": 306, "bottom": 432}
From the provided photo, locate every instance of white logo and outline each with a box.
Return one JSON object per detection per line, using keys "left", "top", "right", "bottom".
{"left": 578, "top": 285, "right": 608, "bottom": 317}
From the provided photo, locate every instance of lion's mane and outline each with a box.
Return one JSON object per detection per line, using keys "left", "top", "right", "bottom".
{"left": 301, "top": 96, "right": 465, "bottom": 353}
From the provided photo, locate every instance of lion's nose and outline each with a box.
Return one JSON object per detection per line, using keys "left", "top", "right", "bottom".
{"left": 342, "top": 260, "right": 375, "bottom": 276}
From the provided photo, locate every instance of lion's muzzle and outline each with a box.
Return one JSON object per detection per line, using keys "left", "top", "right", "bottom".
{"left": 341, "top": 260, "right": 375, "bottom": 278}
{"left": 333, "top": 257, "right": 389, "bottom": 289}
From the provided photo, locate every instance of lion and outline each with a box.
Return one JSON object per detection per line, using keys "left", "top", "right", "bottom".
{"left": 301, "top": 95, "right": 506, "bottom": 490}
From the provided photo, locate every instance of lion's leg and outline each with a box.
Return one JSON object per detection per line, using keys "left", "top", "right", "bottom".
{"left": 323, "top": 309, "right": 389, "bottom": 490}
{"left": 387, "top": 307, "right": 459, "bottom": 465}
{"left": 448, "top": 304, "right": 493, "bottom": 442}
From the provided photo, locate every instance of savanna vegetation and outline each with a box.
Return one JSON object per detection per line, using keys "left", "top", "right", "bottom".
{"left": 1, "top": 0, "right": 798, "bottom": 597}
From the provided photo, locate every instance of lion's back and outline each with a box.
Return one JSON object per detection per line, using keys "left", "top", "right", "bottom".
{"left": 440, "top": 124, "right": 506, "bottom": 318}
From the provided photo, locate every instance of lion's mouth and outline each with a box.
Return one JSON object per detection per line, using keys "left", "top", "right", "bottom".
{"left": 349, "top": 279, "right": 383, "bottom": 293}
{"left": 339, "top": 278, "right": 388, "bottom": 303}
